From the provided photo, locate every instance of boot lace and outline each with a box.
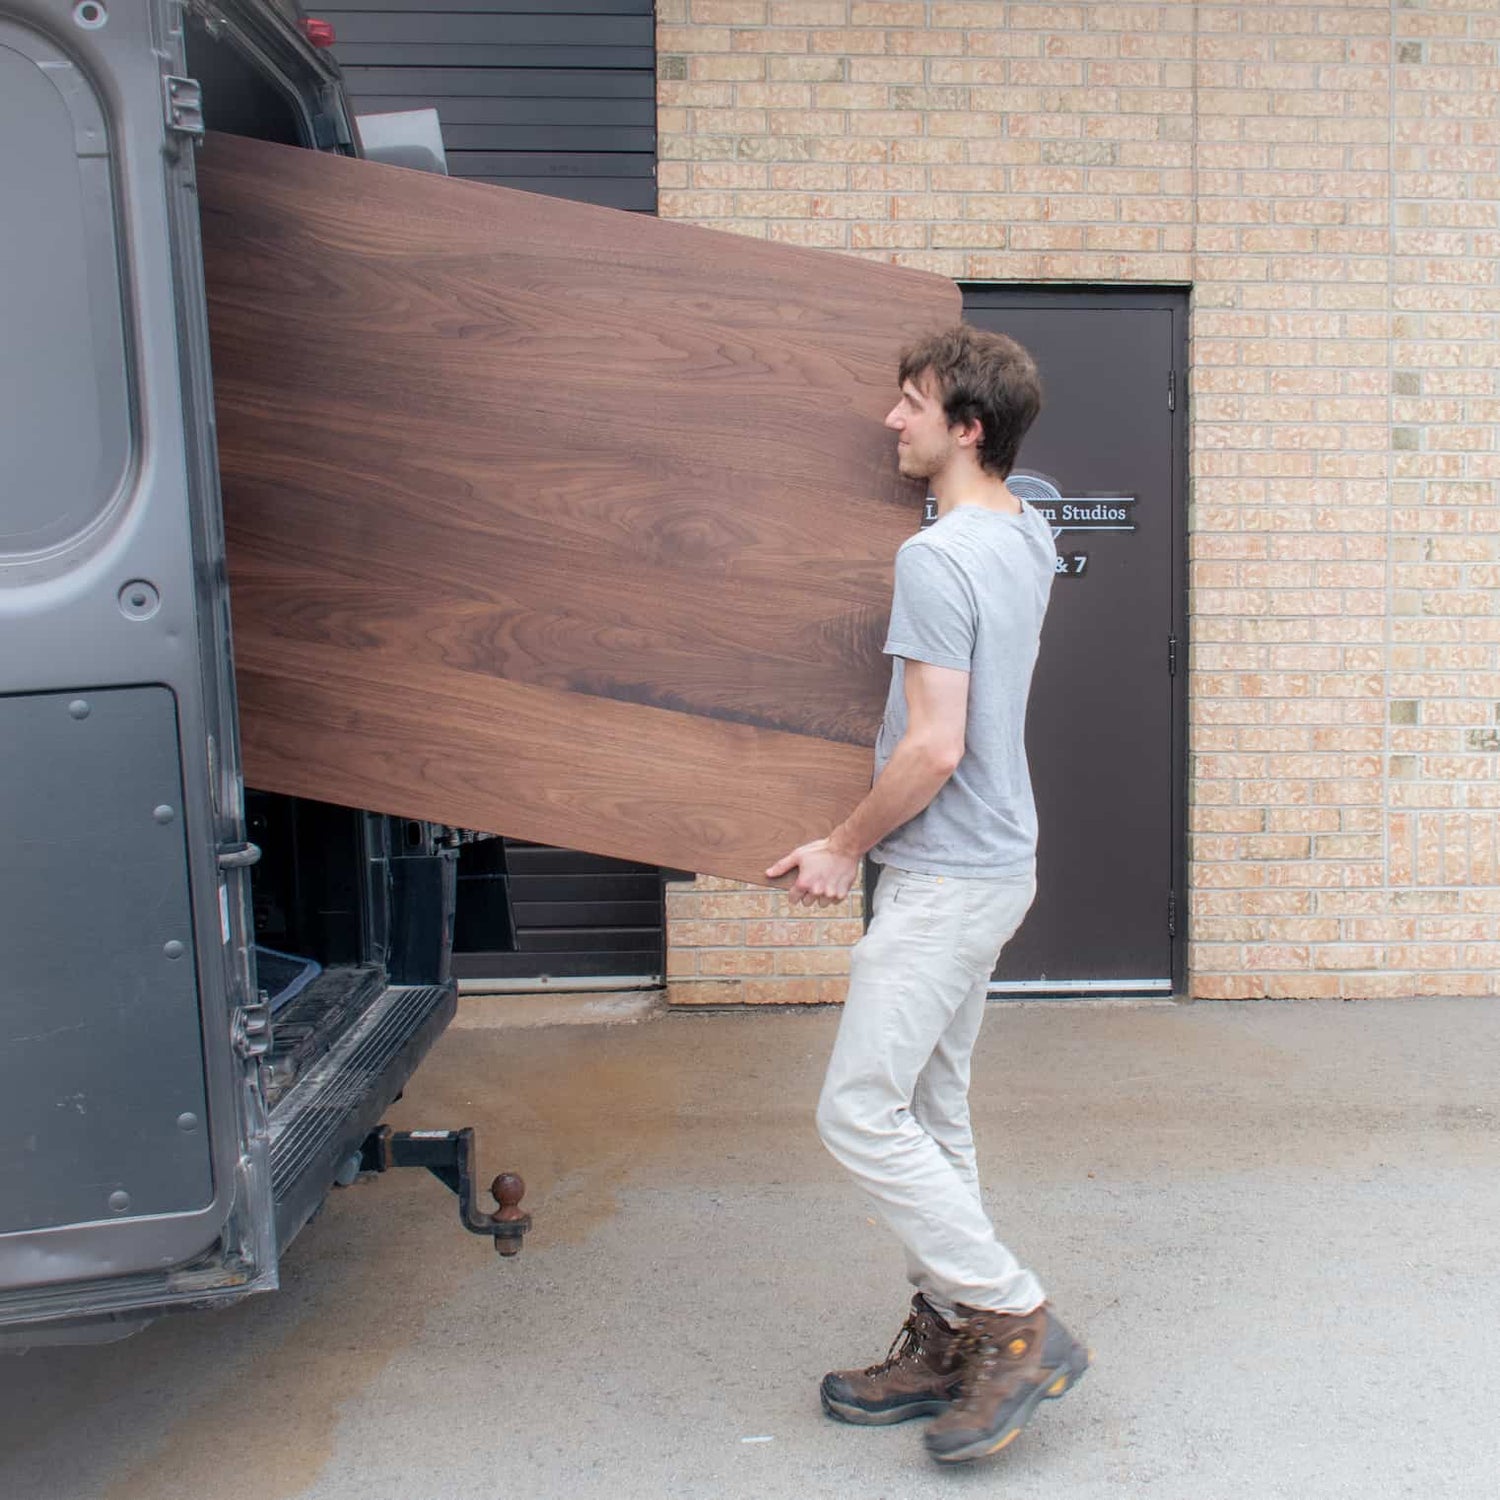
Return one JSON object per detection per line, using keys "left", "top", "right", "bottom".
{"left": 951, "top": 1324, "right": 1028, "bottom": 1403}
{"left": 861, "top": 1314, "right": 925, "bottom": 1378}
{"left": 951, "top": 1329, "right": 994, "bottom": 1401}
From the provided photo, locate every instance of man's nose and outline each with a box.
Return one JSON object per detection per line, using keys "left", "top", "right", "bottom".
{"left": 883, "top": 406, "right": 903, "bottom": 430}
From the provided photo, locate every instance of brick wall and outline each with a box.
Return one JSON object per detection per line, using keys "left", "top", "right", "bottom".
{"left": 1385, "top": 0, "right": 1500, "bottom": 994}
{"left": 665, "top": 876, "right": 865, "bottom": 1006}
{"left": 657, "top": 0, "right": 1500, "bottom": 1003}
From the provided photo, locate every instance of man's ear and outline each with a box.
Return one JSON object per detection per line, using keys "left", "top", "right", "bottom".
{"left": 954, "top": 417, "right": 984, "bottom": 450}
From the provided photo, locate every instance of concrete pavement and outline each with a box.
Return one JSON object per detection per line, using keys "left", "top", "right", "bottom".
{"left": 2, "top": 996, "right": 1499, "bottom": 1499}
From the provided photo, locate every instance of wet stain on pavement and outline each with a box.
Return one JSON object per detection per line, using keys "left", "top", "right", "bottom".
{"left": 389, "top": 1028, "right": 690, "bottom": 1246}
{"left": 2, "top": 1016, "right": 701, "bottom": 1500}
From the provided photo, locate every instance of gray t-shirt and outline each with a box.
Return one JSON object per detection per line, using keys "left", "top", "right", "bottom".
{"left": 871, "top": 502, "right": 1056, "bottom": 879}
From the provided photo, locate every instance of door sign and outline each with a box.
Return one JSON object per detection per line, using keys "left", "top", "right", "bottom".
{"left": 1008, "top": 472, "right": 1137, "bottom": 581}
{"left": 921, "top": 474, "right": 1136, "bottom": 582}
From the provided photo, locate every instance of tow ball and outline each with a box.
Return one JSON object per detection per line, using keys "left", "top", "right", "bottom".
{"left": 358, "top": 1125, "right": 530, "bottom": 1256}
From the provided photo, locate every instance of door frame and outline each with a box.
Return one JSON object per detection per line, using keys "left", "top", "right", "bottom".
{"left": 960, "top": 283, "right": 1190, "bottom": 997}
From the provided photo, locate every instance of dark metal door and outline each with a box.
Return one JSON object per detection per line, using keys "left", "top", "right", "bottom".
{"left": 965, "top": 289, "right": 1187, "bottom": 996}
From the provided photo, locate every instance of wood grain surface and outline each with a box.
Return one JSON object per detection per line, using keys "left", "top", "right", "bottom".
{"left": 199, "top": 133, "right": 960, "bottom": 884}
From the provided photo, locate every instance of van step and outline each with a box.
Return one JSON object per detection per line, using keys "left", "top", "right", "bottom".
{"left": 263, "top": 963, "right": 383, "bottom": 1108}
{"left": 268, "top": 981, "right": 455, "bottom": 1253}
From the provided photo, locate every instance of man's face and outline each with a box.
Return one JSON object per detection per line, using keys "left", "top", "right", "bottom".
{"left": 884, "top": 370, "right": 960, "bottom": 481}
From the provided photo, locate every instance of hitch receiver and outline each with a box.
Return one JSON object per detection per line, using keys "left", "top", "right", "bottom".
{"left": 359, "top": 1126, "right": 531, "bottom": 1256}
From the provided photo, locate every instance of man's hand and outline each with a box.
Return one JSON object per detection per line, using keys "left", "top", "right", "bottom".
{"left": 765, "top": 837, "right": 860, "bottom": 907}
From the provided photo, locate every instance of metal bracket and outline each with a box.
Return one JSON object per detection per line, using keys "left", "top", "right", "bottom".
{"left": 164, "top": 75, "right": 204, "bottom": 140}
{"left": 359, "top": 1126, "right": 530, "bottom": 1257}
{"left": 232, "top": 993, "right": 272, "bottom": 1059}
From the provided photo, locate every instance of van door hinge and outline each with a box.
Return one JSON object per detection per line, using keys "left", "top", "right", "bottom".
{"left": 1168, "top": 633, "right": 1179, "bottom": 676}
{"left": 1167, "top": 892, "right": 1178, "bottom": 938}
{"left": 233, "top": 993, "right": 272, "bottom": 1060}
{"left": 164, "top": 75, "right": 204, "bottom": 139}
{"left": 1167, "top": 368, "right": 1177, "bottom": 412}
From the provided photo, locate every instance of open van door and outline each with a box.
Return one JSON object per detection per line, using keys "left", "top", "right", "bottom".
{"left": 0, "top": 0, "right": 363, "bottom": 1341}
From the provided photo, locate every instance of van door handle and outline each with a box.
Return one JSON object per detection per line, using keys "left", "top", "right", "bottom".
{"left": 217, "top": 841, "right": 262, "bottom": 870}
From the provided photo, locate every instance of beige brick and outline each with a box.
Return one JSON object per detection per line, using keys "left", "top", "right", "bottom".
{"left": 885, "top": 25, "right": 965, "bottom": 56}
{"left": 690, "top": 890, "right": 779, "bottom": 919}
{"left": 693, "top": 161, "right": 770, "bottom": 189}
{"left": 1192, "top": 974, "right": 1268, "bottom": 1000}
{"left": 690, "top": 54, "right": 768, "bottom": 80}
{"left": 673, "top": 919, "right": 746, "bottom": 947}
{"left": 666, "top": 980, "right": 744, "bottom": 1007}
{"left": 849, "top": 221, "right": 927, "bottom": 248}
{"left": 805, "top": 26, "right": 886, "bottom": 53}
{"left": 739, "top": 978, "right": 823, "bottom": 1004}
{"left": 693, "top": 0, "right": 768, "bottom": 21}
{"left": 745, "top": 919, "right": 824, "bottom": 947}
{"left": 930, "top": 1, "right": 1009, "bottom": 23}
{"left": 849, "top": 0, "right": 923, "bottom": 23}
{"left": 735, "top": 83, "right": 816, "bottom": 107}
{"left": 775, "top": 947, "right": 854, "bottom": 975}
{"left": 764, "top": 108, "right": 851, "bottom": 135}
{"left": 812, "top": 83, "right": 890, "bottom": 108}
{"left": 697, "top": 948, "right": 776, "bottom": 976}
{"left": 769, "top": 1, "right": 847, "bottom": 21}
{"left": 768, "top": 53, "right": 847, "bottom": 80}
{"left": 734, "top": 28, "right": 815, "bottom": 54}
{"left": 769, "top": 161, "right": 849, "bottom": 189}
{"left": 847, "top": 56, "right": 924, "bottom": 82}
{"left": 765, "top": 220, "right": 848, "bottom": 244}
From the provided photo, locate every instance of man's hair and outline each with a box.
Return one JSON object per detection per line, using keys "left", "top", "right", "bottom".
{"left": 897, "top": 326, "right": 1042, "bottom": 478}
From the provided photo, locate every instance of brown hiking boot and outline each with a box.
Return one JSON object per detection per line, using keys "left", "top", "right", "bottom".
{"left": 820, "top": 1294, "right": 966, "bottom": 1425}
{"left": 923, "top": 1302, "right": 1090, "bottom": 1464}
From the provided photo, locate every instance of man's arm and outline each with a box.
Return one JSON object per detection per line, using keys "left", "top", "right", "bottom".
{"left": 766, "top": 658, "right": 970, "bottom": 906}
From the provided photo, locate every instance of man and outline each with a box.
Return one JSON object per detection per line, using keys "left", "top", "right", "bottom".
{"left": 766, "top": 325, "right": 1089, "bottom": 1465}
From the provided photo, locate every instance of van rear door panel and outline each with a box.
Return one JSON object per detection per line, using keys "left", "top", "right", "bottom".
{"left": 1, "top": 688, "right": 213, "bottom": 1259}
{"left": 0, "top": 0, "right": 271, "bottom": 1312}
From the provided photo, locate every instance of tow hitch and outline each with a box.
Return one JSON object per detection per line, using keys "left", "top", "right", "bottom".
{"left": 358, "top": 1126, "right": 530, "bottom": 1256}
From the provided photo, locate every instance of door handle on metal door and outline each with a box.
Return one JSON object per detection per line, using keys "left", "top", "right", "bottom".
{"left": 216, "top": 841, "right": 262, "bottom": 869}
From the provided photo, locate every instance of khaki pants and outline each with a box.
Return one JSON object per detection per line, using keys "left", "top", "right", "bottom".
{"left": 817, "top": 863, "right": 1043, "bottom": 1318}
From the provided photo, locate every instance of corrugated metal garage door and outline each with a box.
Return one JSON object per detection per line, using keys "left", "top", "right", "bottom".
{"left": 322, "top": 0, "right": 657, "bottom": 211}
{"left": 322, "top": 3, "right": 663, "bottom": 982}
{"left": 452, "top": 840, "right": 669, "bottom": 986}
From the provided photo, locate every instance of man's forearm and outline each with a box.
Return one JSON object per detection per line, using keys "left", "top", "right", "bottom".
{"left": 827, "top": 737, "right": 959, "bottom": 860}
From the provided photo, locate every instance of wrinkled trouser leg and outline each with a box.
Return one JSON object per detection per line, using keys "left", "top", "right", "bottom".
{"left": 902, "top": 967, "right": 995, "bottom": 1322}
{"left": 817, "top": 865, "right": 1042, "bottom": 1315}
